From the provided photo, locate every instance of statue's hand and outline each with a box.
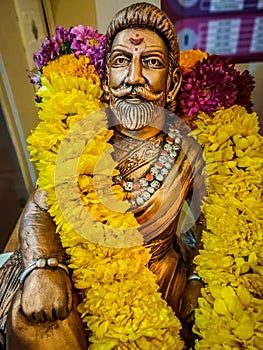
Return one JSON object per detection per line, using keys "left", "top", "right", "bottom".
{"left": 21, "top": 268, "right": 73, "bottom": 322}
{"left": 180, "top": 279, "right": 203, "bottom": 326}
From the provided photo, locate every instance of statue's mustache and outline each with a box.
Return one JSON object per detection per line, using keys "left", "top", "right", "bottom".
{"left": 110, "top": 85, "right": 164, "bottom": 101}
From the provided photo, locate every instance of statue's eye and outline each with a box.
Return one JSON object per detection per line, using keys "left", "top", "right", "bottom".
{"left": 111, "top": 56, "right": 130, "bottom": 67}
{"left": 143, "top": 57, "right": 163, "bottom": 68}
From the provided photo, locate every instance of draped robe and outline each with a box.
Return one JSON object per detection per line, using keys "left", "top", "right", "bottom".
{"left": 112, "top": 121, "right": 206, "bottom": 314}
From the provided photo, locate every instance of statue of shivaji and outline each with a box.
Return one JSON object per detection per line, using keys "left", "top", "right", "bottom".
{"left": 0, "top": 3, "right": 207, "bottom": 349}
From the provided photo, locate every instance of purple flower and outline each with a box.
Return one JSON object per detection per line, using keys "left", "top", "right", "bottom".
{"left": 54, "top": 26, "right": 72, "bottom": 45}
{"left": 178, "top": 55, "right": 240, "bottom": 117}
{"left": 33, "top": 36, "right": 54, "bottom": 70}
{"left": 28, "top": 71, "right": 41, "bottom": 85}
{"left": 70, "top": 25, "right": 106, "bottom": 79}
{"left": 30, "top": 25, "right": 106, "bottom": 85}
{"left": 33, "top": 26, "right": 72, "bottom": 71}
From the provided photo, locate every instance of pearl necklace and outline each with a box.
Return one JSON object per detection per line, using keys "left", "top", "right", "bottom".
{"left": 113, "top": 126, "right": 182, "bottom": 208}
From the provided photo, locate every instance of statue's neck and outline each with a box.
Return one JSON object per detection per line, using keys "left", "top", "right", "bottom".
{"left": 111, "top": 127, "right": 165, "bottom": 181}
{"left": 113, "top": 123, "right": 163, "bottom": 140}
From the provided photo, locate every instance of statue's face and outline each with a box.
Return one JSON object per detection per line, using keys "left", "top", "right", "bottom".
{"left": 108, "top": 28, "right": 169, "bottom": 131}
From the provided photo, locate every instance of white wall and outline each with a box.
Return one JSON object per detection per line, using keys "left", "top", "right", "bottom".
{"left": 95, "top": 0, "right": 161, "bottom": 34}
{"left": 43, "top": 0, "right": 97, "bottom": 34}
{"left": 236, "top": 62, "right": 263, "bottom": 131}
{"left": 0, "top": 0, "right": 44, "bottom": 193}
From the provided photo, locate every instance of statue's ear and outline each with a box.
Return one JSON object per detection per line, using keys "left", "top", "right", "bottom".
{"left": 167, "top": 67, "right": 182, "bottom": 102}
{"left": 103, "top": 72, "right": 110, "bottom": 102}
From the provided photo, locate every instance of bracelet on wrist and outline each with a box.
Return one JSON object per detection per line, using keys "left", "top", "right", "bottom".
{"left": 187, "top": 272, "right": 205, "bottom": 284}
{"left": 20, "top": 257, "right": 69, "bottom": 283}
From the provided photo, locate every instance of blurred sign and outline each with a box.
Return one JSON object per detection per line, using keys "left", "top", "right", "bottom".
{"left": 161, "top": 0, "right": 263, "bottom": 62}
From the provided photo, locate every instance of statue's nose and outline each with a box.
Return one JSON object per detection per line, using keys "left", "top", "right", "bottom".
{"left": 125, "top": 57, "right": 146, "bottom": 86}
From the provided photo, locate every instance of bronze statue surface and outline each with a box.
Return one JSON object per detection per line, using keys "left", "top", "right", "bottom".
{"left": 1, "top": 3, "right": 207, "bottom": 349}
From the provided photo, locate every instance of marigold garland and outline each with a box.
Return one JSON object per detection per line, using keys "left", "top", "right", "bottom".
{"left": 27, "top": 53, "right": 184, "bottom": 349}
{"left": 192, "top": 106, "right": 263, "bottom": 349}
{"left": 27, "top": 25, "right": 263, "bottom": 349}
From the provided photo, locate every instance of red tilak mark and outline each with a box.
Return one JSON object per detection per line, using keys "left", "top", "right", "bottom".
{"left": 129, "top": 37, "right": 144, "bottom": 45}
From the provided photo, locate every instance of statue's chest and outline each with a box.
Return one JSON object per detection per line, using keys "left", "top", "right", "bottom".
{"left": 111, "top": 129, "right": 183, "bottom": 209}
{"left": 112, "top": 133, "right": 162, "bottom": 179}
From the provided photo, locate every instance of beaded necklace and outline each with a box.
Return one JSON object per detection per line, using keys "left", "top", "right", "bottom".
{"left": 113, "top": 125, "right": 182, "bottom": 208}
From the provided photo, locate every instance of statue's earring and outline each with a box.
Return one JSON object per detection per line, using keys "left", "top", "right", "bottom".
{"left": 167, "top": 93, "right": 173, "bottom": 102}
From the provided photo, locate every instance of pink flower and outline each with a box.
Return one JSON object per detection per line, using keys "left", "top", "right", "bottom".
{"left": 70, "top": 25, "right": 106, "bottom": 79}
{"left": 177, "top": 55, "right": 254, "bottom": 117}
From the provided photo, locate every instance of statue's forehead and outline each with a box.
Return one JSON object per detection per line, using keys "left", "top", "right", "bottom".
{"left": 111, "top": 28, "right": 167, "bottom": 51}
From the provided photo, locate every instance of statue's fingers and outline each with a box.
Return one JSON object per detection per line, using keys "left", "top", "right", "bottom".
{"left": 66, "top": 283, "right": 73, "bottom": 312}
{"left": 32, "top": 309, "right": 47, "bottom": 323}
{"left": 21, "top": 296, "right": 35, "bottom": 318}
{"left": 182, "top": 310, "right": 195, "bottom": 327}
{"left": 55, "top": 304, "right": 68, "bottom": 320}
{"left": 52, "top": 292, "right": 70, "bottom": 320}
{"left": 179, "top": 297, "right": 195, "bottom": 322}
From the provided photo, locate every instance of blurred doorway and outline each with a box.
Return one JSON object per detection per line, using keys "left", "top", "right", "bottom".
{"left": 0, "top": 103, "right": 27, "bottom": 252}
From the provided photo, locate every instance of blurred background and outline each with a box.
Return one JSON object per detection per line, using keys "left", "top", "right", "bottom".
{"left": 0, "top": 0, "right": 262, "bottom": 252}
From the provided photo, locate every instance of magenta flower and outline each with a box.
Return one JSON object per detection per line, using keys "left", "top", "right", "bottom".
{"left": 178, "top": 55, "right": 243, "bottom": 117}
{"left": 70, "top": 25, "right": 106, "bottom": 79}
{"left": 234, "top": 69, "right": 255, "bottom": 113}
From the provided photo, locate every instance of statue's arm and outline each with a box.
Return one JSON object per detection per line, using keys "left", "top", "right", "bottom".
{"left": 18, "top": 187, "right": 73, "bottom": 322}
{"left": 179, "top": 215, "right": 205, "bottom": 327}
{"left": 20, "top": 188, "right": 65, "bottom": 265}
{"left": 179, "top": 147, "right": 207, "bottom": 325}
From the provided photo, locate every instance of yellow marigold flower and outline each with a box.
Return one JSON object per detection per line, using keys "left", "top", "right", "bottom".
{"left": 180, "top": 49, "right": 208, "bottom": 74}
{"left": 37, "top": 84, "right": 102, "bottom": 122}
{"left": 27, "top": 120, "right": 67, "bottom": 154}
{"left": 42, "top": 54, "right": 98, "bottom": 81}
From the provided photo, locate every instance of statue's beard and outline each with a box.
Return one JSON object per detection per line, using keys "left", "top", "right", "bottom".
{"left": 109, "top": 86, "right": 166, "bottom": 130}
{"left": 111, "top": 99, "right": 157, "bottom": 130}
